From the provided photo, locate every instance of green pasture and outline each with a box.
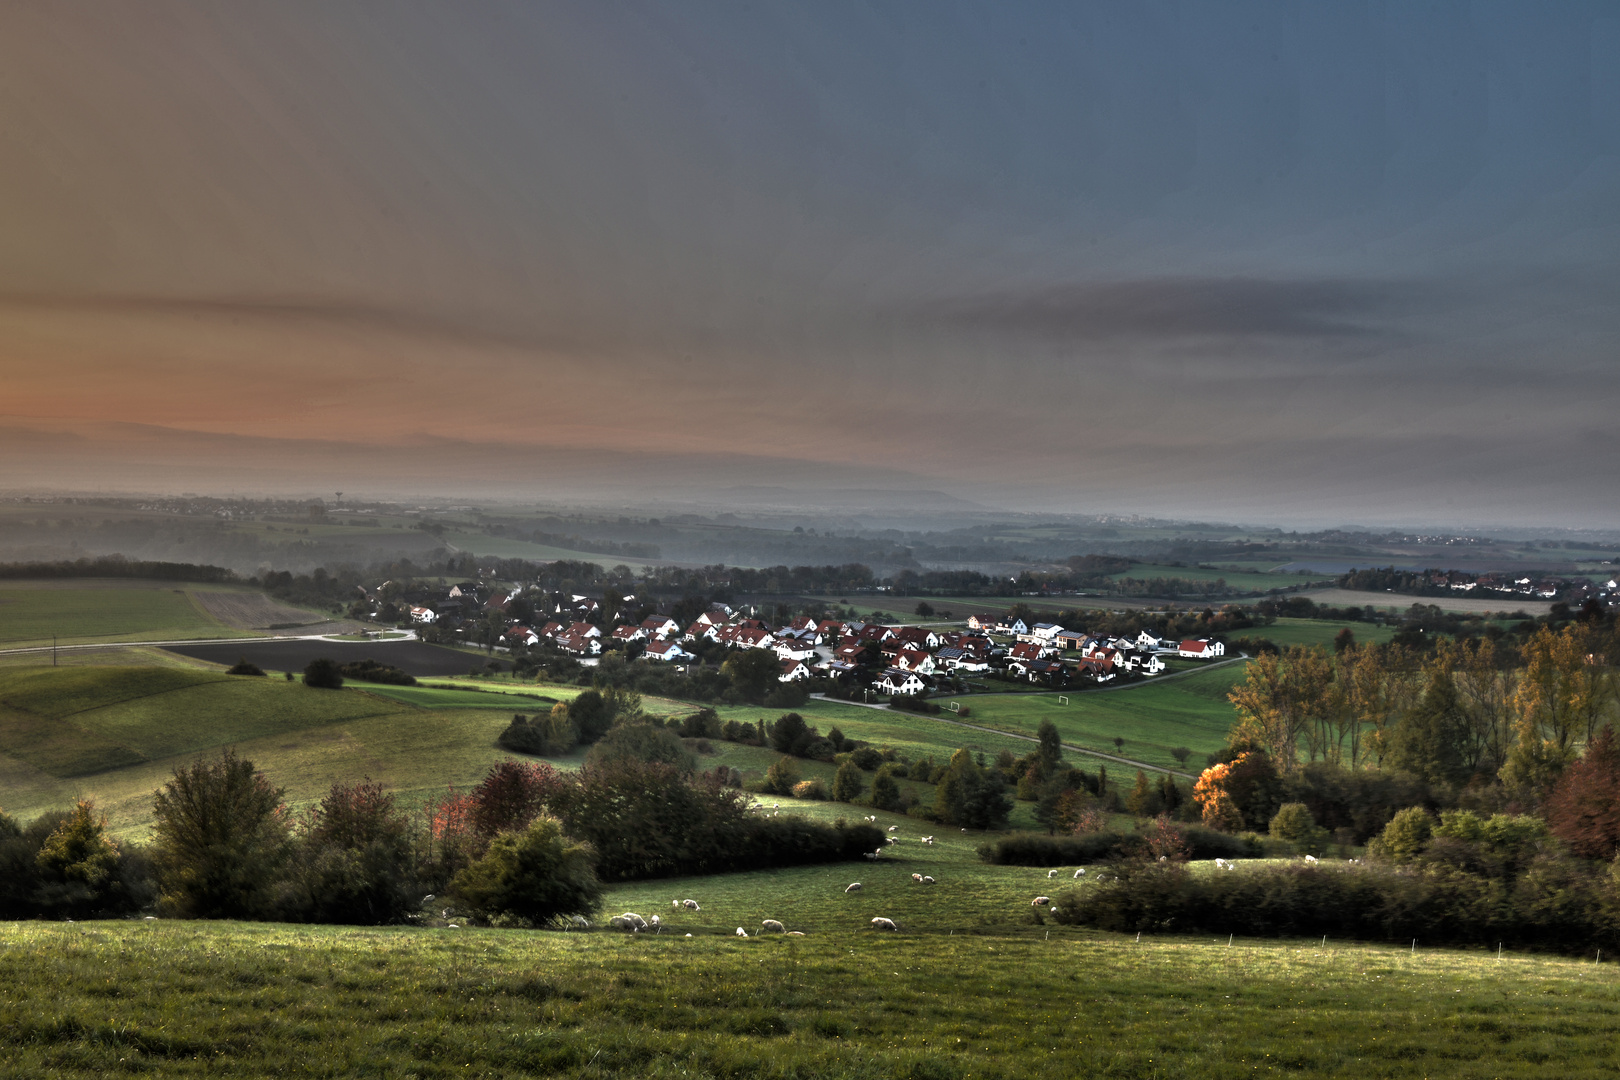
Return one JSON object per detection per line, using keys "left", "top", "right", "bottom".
{"left": 443, "top": 530, "right": 662, "bottom": 573}
{"left": 3, "top": 918, "right": 1615, "bottom": 1079}
{"left": 360, "top": 683, "right": 564, "bottom": 710}
{"left": 0, "top": 582, "right": 253, "bottom": 649}
{"left": 938, "top": 663, "right": 1248, "bottom": 774}
{"left": 1258, "top": 617, "right": 1397, "bottom": 649}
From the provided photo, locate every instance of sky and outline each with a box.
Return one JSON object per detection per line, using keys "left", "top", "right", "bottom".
{"left": 1, "top": 2, "right": 1617, "bottom": 528}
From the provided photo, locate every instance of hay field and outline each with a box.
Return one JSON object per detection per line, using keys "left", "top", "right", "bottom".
{"left": 0, "top": 580, "right": 252, "bottom": 649}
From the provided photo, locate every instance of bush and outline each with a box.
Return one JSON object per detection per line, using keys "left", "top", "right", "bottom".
{"left": 1368, "top": 806, "right": 1434, "bottom": 863}
{"left": 277, "top": 779, "right": 418, "bottom": 924}
{"left": 870, "top": 765, "right": 903, "bottom": 811}
{"left": 889, "top": 693, "right": 939, "bottom": 715}
{"left": 303, "top": 658, "right": 344, "bottom": 689}
{"left": 452, "top": 816, "right": 603, "bottom": 926}
{"left": 337, "top": 659, "right": 416, "bottom": 686}
{"left": 977, "top": 825, "right": 1255, "bottom": 867}
{"left": 764, "top": 682, "right": 809, "bottom": 709}
{"left": 832, "top": 758, "right": 865, "bottom": 802}
{"left": 792, "top": 778, "right": 829, "bottom": 800}
{"left": 150, "top": 750, "right": 291, "bottom": 919}
{"left": 225, "top": 657, "right": 266, "bottom": 676}
{"left": 762, "top": 756, "right": 801, "bottom": 796}
{"left": 849, "top": 747, "right": 884, "bottom": 771}
{"left": 1269, "top": 802, "right": 1329, "bottom": 856}
{"left": 584, "top": 723, "right": 696, "bottom": 773}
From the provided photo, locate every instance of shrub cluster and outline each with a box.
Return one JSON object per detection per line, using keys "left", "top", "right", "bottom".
{"left": 338, "top": 659, "right": 416, "bottom": 686}
{"left": 979, "top": 825, "right": 1256, "bottom": 867}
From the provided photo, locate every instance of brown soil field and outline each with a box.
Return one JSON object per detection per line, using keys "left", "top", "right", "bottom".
{"left": 190, "top": 591, "right": 366, "bottom": 635}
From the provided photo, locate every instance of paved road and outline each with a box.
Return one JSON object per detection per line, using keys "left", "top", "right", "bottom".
{"left": 811, "top": 694, "right": 1197, "bottom": 779}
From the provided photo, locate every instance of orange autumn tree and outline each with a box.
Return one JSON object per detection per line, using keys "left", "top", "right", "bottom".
{"left": 1192, "top": 758, "right": 1243, "bottom": 832}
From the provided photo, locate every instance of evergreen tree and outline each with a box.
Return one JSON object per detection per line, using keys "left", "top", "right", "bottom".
{"left": 1036, "top": 720, "right": 1063, "bottom": 774}
{"left": 832, "top": 758, "right": 865, "bottom": 803}
{"left": 870, "top": 765, "right": 903, "bottom": 811}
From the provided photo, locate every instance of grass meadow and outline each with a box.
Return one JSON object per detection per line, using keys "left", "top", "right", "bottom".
{"left": 1107, "top": 563, "right": 1334, "bottom": 591}
{"left": 3, "top": 915, "right": 1616, "bottom": 1079}
{"left": 0, "top": 581, "right": 257, "bottom": 649}
{"left": 1256, "top": 618, "right": 1397, "bottom": 649}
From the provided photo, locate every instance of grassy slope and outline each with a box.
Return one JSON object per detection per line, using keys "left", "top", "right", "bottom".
{"left": 0, "top": 583, "right": 257, "bottom": 649}
{"left": 2, "top": 919, "right": 1614, "bottom": 1079}
{"left": 1259, "top": 617, "right": 1397, "bottom": 649}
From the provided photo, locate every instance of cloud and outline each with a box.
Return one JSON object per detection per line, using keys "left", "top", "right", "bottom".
{"left": 908, "top": 277, "right": 1425, "bottom": 342}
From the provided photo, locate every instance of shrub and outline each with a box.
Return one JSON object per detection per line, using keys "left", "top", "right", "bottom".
{"left": 889, "top": 693, "right": 939, "bottom": 715}
{"left": 762, "top": 756, "right": 801, "bottom": 796}
{"left": 678, "top": 708, "right": 722, "bottom": 739}
{"left": 977, "top": 825, "right": 1254, "bottom": 867}
{"left": 226, "top": 657, "right": 266, "bottom": 676}
{"left": 764, "top": 682, "right": 809, "bottom": 709}
{"left": 1544, "top": 727, "right": 1620, "bottom": 860}
{"left": 768, "top": 713, "right": 811, "bottom": 754}
{"left": 870, "top": 765, "right": 903, "bottom": 811}
{"left": 849, "top": 747, "right": 884, "bottom": 771}
{"left": 832, "top": 758, "right": 865, "bottom": 803}
{"left": 150, "top": 750, "right": 291, "bottom": 919}
{"left": 337, "top": 659, "right": 416, "bottom": 686}
{"left": 1368, "top": 806, "right": 1433, "bottom": 863}
{"left": 1269, "top": 802, "right": 1329, "bottom": 856}
{"left": 278, "top": 779, "right": 418, "bottom": 924}
{"left": 584, "top": 723, "right": 696, "bottom": 773}
{"left": 452, "top": 816, "right": 603, "bottom": 926}
{"left": 470, "top": 761, "right": 568, "bottom": 839}
{"left": 303, "top": 658, "right": 344, "bottom": 689}
{"left": 792, "top": 778, "right": 829, "bottom": 800}
{"left": 934, "top": 749, "right": 1012, "bottom": 830}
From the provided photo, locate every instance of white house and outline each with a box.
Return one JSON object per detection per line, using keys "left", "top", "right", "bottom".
{"left": 774, "top": 639, "right": 818, "bottom": 663}
{"left": 876, "top": 668, "right": 928, "bottom": 696}
{"left": 409, "top": 606, "right": 437, "bottom": 624}
{"left": 643, "top": 639, "right": 692, "bottom": 663}
{"left": 1031, "top": 622, "right": 1065, "bottom": 642}
{"left": 1178, "top": 638, "right": 1225, "bottom": 658}
{"left": 1136, "top": 631, "right": 1169, "bottom": 652}
{"left": 997, "top": 617, "right": 1030, "bottom": 636}
{"left": 640, "top": 616, "right": 680, "bottom": 639}
{"left": 778, "top": 659, "right": 812, "bottom": 683}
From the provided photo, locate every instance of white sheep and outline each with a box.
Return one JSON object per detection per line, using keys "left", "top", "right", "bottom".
{"left": 682, "top": 899, "right": 701, "bottom": 911}
{"left": 1073, "top": 868, "right": 1086, "bottom": 878}
{"left": 735, "top": 927, "right": 748, "bottom": 938}
{"left": 786, "top": 931, "right": 805, "bottom": 936}
{"left": 1214, "top": 858, "right": 1229, "bottom": 870}
{"left": 1033, "top": 896, "right": 1051, "bottom": 906}
{"left": 618, "top": 912, "right": 648, "bottom": 930}
{"left": 1304, "top": 854, "right": 1319, "bottom": 864}
{"left": 649, "top": 914, "right": 661, "bottom": 929}
{"left": 569, "top": 915, "right": 590, "bottom": 929}
{"left": 887, "top": 825, "right": 899, "bottom": 833}
{"left": 845, "top": 882, "right": 863, "bottom": 893}
{"left": 921, "top": 836, "right": 934, "bottom": 845}
{"left": 921, "top": 875, "right": 934, "bottom": 884}
{"left": 672, "top": 899, "right": 681, "bottom": 910}
{"left": 608, "top": 915, "right": 634, "bottom": 930}
{"left": 911, "top": 873, "right": 924, "bottom": 882}
{"left": 885, "top": 837, "right": 897, "bottom": 845}
{"left": 760, "top": 919, "right": 786, "bottom": 933}
{"left": 870, "top": 917, "right": 898, "bottom": 931}
{"left": 1047, "top": 869, "right": 1060, "bottom": 879}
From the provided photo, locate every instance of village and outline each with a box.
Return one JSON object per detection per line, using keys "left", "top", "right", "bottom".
{"left": 389, "top": 577, "right": 1227, "bottom": 696}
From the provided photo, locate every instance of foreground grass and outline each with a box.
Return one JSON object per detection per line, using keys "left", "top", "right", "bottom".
{"left": 3, "top": 919, "right": 1616, "bottom": 1079}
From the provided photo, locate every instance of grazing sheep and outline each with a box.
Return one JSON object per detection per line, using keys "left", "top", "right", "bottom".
{"left": 569, "top": 915, "right": 590, "bottom": 929}
{"left": 1047, "top": 869, "right": 1060, "bottom": 878}
{"left": 864, "top": 852, "right": 879, "bottom": 860}
{"left": 1073, "top": 868, "right": 1086, "bottom": 879}
{"left": 608, "top": 916, "right": 634, "bottom": 931}
{"left": 866, "top": 815, "right": 877, "bottom": 822}
{"left": 921, "top": 875, "right": 934, "bottom": 884}
{"left": 649, "top": 914, "right": 660, "bottom": 929}
{"left": 1214, "top": 858, "right": 1229, "bottom": 870}
{"left": 911, "top": 873, "right": 924, "bottom": 882}
{"left": 1303, "top": 854, "right": 1319, "bottom": 864}
{"left": 760, "top": 919, "right": 786, "bottom": 933}
{"left": 885, "top": 837, "right": 897, "bottom": 845}
{"left": 921, "top": 836, "right": 935, "bottom": 845}
{"left": 870, "top": 917, "right": 899, "bottom": 931}
{"left": 682, "top": 899, "right": 701, "bottom": 911}
{"left": 735, "top": 927, "right": 748, "bottom": 938}
{"left": 845, "top": 882, "right": 863, "bottom": 893}
{"left": 618, "top": 912, "right": 648, "bottom": 930}
{"left": 1033, "top": 896, "right": 1051, "bottom": 906}
{"left": 786, "top": 931, "right": 805, "bottom": 936}
{"left": 672, "top": 899, "right": 681, "bottom": 910}
{"left": 422, "top": 894, "right": 436, "bottom": 904}
{"left": 887, "top": 825, "right": 899, "bottom": 833}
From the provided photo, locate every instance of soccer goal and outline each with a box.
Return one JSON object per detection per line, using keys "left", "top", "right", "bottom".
{"left": 1057, "top": 695, "right": 1069, "bottom": 705}
{"left": 948, "top": 701, "right": 960, "bottom": 713}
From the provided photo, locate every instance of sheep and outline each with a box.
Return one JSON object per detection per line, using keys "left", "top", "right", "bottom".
{"left": 618, "top": 912, "right": 648, "bottom": 930}
{"left": 887, "top": 825, "right": 899, "bottom": 833}
{"left": 672, "top": 899, "right": 681, "bottom": 910}
{"left": 1073, "top": 868, "right": 1086, "bottom": 879}
{"left": 911, "top": 873, "right": 924, "bottom": 882}
{"left": 1033, "top": 896, "right": 1051, "bottom": 906}
{"left": 649, "top": 914, "right": 661, "bottom": 929}
{"left": 1303, "top": 854, "right": 1319, "bottom": 864}
{"left": 921, "top": 836, "right": 935, "bottom": 845}
{"left": 885, "top": 837, "right": 897, "bottom": 845}
{"left": 845, "top": 882, "right": 863, "bottom": 893}
{"left": 786, "top": 931, "right": 806, "bottom": 936}
{"left": 865, "top": 815, "right": 876, "bottom": 822}
{"left": 569, "top": 915, "right": 590, "bottom": 929}
{"left": 864, "top": 852, "right": 879, "bottom": 860}
{"left": 921, "top": 875, "right": 934, "bottom": 884}
{"left": 760, "top": 919, "right": 786, "bottom": 933}
{"left": 1047, "top": 869, "right": 1060, "bottom": 879}
{"left": 609, "top": 915, "right": 634, "bottom": 931}
{"left": 682, "top": 899, "right": 701, "bottom": 911}
{"left": 735, "top": 927, "right": 748, "bottom": 938}
{"left": 1214, "top": 858, "right": 1229, "bottom": 870}
{"left": 870, "top": 917, "right": 899, "bottom": 931}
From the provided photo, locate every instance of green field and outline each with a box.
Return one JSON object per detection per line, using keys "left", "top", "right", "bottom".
{"left": 1109, "top": 563, "right": 1334, "bottom": 590}
{"left": 3, "top": 916, "right": 1614, "bottom": 1079}
{"left": 937, "top": 664, "right": 1249, "bottom": 774}
{"left": 0, "top": 583, "right": 252, "bottom": 649}
{"left": 1258, "top": 617, "right": 1397, "bottom": 649}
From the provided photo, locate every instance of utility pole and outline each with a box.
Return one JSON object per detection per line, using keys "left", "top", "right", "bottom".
{"left": 53, "top": 632, "right": 58, "bottom": 667}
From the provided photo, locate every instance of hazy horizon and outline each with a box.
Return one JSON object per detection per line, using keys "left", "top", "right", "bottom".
{"left": 3, "top": 3, "right": 1617, "bottom": 529}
